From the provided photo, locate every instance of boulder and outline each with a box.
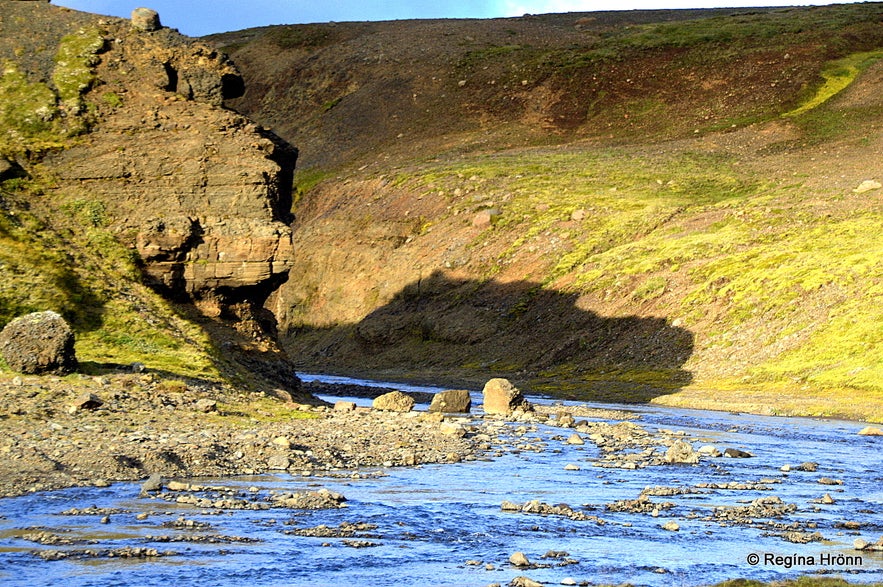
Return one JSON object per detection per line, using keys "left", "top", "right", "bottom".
{"left": 194, "top": 398, "right": 217, "bottom": 413}
{"left": 664, "top": 439, "right": 699, "bottom": 464}
{"left": 131, "top": 7, "right": 162, "bottom": 32}
{"left": 509, "top": 551, "right": 531, "bottom": 567}
{"left": 858, "top": 426, "right": 883, "bottom": 436}
{"left": 723, "top": 448, "right": 753, "bottom": 458}
{"left": 71, "top": 392, "right": 103, "bottom": 411}
{"left": 482, "top": 378, "right": 526, "bottom": 415}
{"left": 334, "top": 400, "right": 357, "bottom": 412}
{"left": 565, "top": 433, "right": 584, "bottom": 445}
{"left": 372, "top": 390, "right": 415, "bottom": 412}
{"left": 472, "top": 208, "right": 501, "bottom": 229}
{"left": 0, "top": 311, "right": 77, "bottom": 375}
{"left": 429, "top": 389, "right": 472, "bottom": 413}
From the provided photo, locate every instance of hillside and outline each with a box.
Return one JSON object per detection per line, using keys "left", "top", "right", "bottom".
{"left": 209, "top": 3, "right": 883, "bottom": 420}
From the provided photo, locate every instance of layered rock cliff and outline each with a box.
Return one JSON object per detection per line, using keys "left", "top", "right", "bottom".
{"left": 0, "top": 3, "right": 302, "bottom": 395}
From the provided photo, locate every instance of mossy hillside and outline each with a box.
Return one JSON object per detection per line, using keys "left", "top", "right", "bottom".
{"left": 386, "top": 85, "right": 883, "bottom": 404}
{"left": 0, "top": 179, "right": 219, "bottom": 380}
{"left": 0, "top": 26, "right": 106, "bottom": 158}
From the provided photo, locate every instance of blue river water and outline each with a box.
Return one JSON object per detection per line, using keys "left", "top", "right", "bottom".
{"left": 1, "top": 374, "right": 881, "bottom": 587}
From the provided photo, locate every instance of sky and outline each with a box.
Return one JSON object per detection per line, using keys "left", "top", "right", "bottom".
{"left": 51, "top": 0, "right": 851, "bottom": 37}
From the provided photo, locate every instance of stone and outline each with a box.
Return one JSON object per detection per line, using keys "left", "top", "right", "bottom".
{"left": 140, "top": 473, "right": 163, "bottom": 494}
{"left": 334, "top": 401, "right": 357, "bottom": 412}
{"left": 372, "top": 391, "right": 415, "bottom": 412}
{"left": 482, "top": 378, "right": 526, "bottom": 415}
{"left": 665, "top": 439, "right": 699, "bottom": 464}
{"left": 472, "top": 208, "right": 501, "bottom": 229}
{"left": 556, "top": 412, "right": 575, "bottom": 427}
{"left": 71, "top": 392, "right": 103, "bottom": 411}
{"left": 564, "top": 464, "right": 581, "bottom": 471}
{"left": 821, "top": 493, "right": 836, "bottom": 504}
{"left": 854, "top": 538, "right": 869, "bottom": 550}
{"left": 662, "top": 521, "right": 680, "bottom": 532}
{"left": 131, "top": 7, "right": 162, "bottom": 32}
{"left": 267, "top": 455, "right": 290, "bottom": 470}
{"left": 439, "top": 422, "right": 467, "bottom": 438}
{"left": 723, "top": 448, "right": 753, "bottom": 458}
{"left": 698, "top": 445, "right": 721, "bottom": 457}
{"left": 429, "top": 389, "right": 472, "bottom": 413}
{"left": 781, "top": 464, "right": 792, "bottom": 472}
{"left": 796, "top": 461, "right": 818, "bottom": 472}
{"left": 509, "top": 551, "right": 530, "bottom": 567}
{"left": 570, "top": 208, "right": 586, "bottom": 221}
{"left": 853, "top": 179, "right": 882, "bottom": 194}
{"left": 565, "top": 433, "right": 584, "bottom": 445}
{"left": 858, "top": 426, "right": 883, "bottom": 436}
{"left": 511, "top": 577, "right": 543, "bottom": 587}
{"left": 0, "top": 311, "right": 77, "bottom": 375}
{"left": 194, "top": 398, "right": 217, "bottom": 413}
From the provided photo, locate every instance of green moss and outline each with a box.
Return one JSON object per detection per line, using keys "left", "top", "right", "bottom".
{"left": 0, "top": 62, "right": 63, "bottom": 157}
{"left": 784, "top": 50, "right": 883, "bottom": 118}
{"left": 52, "top": 26, "right": 106, "bottom": 112}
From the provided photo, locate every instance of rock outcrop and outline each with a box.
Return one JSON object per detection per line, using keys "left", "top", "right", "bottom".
{"left": 0, "top": 311, "right": 77, "bottom": 375}
{"left": 0, "top": 3, "right": 302, "bottom": 394}
{"left": 48, "top": 23, "right": 296, "bottom": 317}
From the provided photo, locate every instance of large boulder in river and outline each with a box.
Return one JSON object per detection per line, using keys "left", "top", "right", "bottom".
{"left": 373, "top": 390, "right": 415, "bottom": 412}
{"left": 481, "top": 378, "right": 526, "bottom": 415}
{"left": 429, "top": 389, "right": 472, "bottom": 413}
{"left": 664, "top": 439, "right": 699, "bottom": 464}
{"left": 0, "top": 311, "right": 77, "bottom": 374}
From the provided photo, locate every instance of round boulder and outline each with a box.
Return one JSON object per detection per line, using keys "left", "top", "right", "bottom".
{"left": 373, "top": 390, "right": 415, "bottom": 412}
{"left": 429, "top": 389, "right": 472, "bottom": 413}
{"left": 0, "top": 311, "right": 77, "bottom": 374}
{"left": 481, "top": 378, "right": 525, "bottom": 415}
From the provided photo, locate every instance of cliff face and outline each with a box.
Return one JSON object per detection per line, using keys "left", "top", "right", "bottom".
{"left": 47, "top": 22, "right": 297, "bottom": 318}
{"left": 0, "top": 3, "right": 303, "bottom": 395}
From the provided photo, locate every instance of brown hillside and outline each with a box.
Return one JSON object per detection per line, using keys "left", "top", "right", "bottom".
{"left": 208, "top": 4, "right": 883, "bottom": 419}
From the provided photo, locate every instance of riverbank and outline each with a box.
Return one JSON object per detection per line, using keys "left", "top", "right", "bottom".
{"left": 2, "top": 370, "right": 882, "bottom": 587}
{"left": 296, "top": 365, "right": 883, "bottom": 424}
{"left": 0, "top": 371, "right": 477, "bottom": 498}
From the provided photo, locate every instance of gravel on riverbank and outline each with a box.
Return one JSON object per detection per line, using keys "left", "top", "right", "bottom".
{"left": 0, "top": 372, "right": 476, "bottom": 497}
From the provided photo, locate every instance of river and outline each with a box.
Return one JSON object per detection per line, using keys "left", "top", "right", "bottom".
{"left": 1, "top": 374, "right": 881, "bottom": 587}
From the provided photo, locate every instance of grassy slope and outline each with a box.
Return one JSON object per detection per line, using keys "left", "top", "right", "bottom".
{"left": 217, "top": 3, "right": 883, "bottom": 420}
{"left": 0, "top": 16, "right": 222, "bottom": 380}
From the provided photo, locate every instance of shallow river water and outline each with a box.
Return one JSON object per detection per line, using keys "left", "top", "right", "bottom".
{"left": 1, "top": 374, "right": 882, "bottom": 587}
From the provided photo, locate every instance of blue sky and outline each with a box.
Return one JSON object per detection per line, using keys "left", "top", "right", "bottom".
{"left": 52, "top": 0, "right": 846, "bottom": 37}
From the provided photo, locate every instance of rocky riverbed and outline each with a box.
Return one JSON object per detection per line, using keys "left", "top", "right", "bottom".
{"left": 2, "top": 372, "right": 883, "bottom": 586}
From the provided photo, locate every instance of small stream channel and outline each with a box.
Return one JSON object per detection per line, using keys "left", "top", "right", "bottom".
{"left": 1, "top": 374, "right": 882, "bottom": 587}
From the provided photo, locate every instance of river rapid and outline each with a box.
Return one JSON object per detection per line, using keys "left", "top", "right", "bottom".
{"left": 1, "top": 374, "right": 881, "bottom": 587}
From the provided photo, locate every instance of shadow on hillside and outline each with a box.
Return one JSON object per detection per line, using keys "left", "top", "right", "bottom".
{"left": 286, "top": 270, "right": 694, "bottom": 403}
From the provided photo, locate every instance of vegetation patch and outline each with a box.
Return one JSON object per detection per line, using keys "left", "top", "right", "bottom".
{"left": 784, "top": 50, "right": 883, "bottom": 117}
